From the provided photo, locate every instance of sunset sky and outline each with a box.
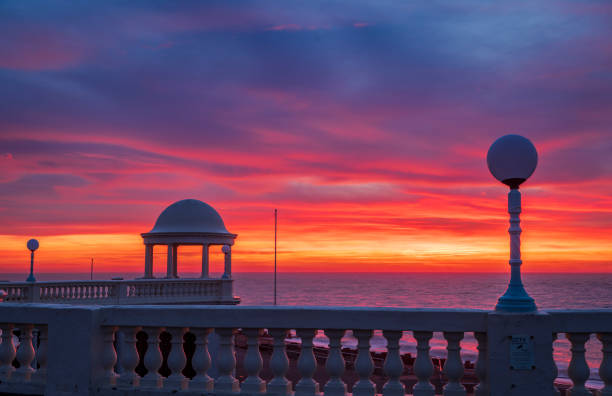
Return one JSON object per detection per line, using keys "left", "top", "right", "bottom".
{"left": 1, "top": 1, "right": 611, "bottom": 276}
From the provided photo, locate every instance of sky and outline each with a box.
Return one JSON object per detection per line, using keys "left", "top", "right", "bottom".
{"left": 1, "top": 1, "right": 611, "bottom": 276}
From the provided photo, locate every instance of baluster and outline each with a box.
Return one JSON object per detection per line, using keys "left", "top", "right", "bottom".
{"left": 118, "top": 326, "right": 140, "bottom": 387}
{"left": 567, "top": 333, "right": 591, "bottom": 396}
{"left": 598, "top": 333, "right": 612, "bottom": 396}
{"left": 191, "top": 328, "right": 214, "bottom": 391}
{"left": 382, "top": 330, "right": 404, "bottom": 396}
{"left": 443, "top": 332, "right": 465, "bottom": 396}
{"left": 33, "top": 325, "right": 48, "bottom": 383}
{"left": 296, "top": 329, "right": 319, "bottom": 396}
{"left": 552, "top": 333, "right": 560, "bottom": 396}
{"left": 141, "top": 327, "right": 163, "bottom": 388}
{"left": 413, "top": 331, "right": 434, "bottom": 396}
{"left": 352, "top": 329, "right": 375, "bottom": 396}
{"left": 269, "top": 328, "right": 293, "bottom": 396}
{"left": 0, "top": 323, "right": 16, "bottom": 380}
{"left": 215, "top": 328, "right": 239, "bottom": 392}
{"left": 14, "top": 324, "right": 35, "bottom": 382}
{"left": 242, "top": 328, "right": 266, "bottom": 395}
{"left": 100, "top": 326, "right": 117, "bottom": 386}
{"left": 473, "top": 332, "right": 488, "bottom": 396}
{"left": 164, "top": 327, "right": 187, "bottom": 390}
{"left": 325, "top": 329, "right": 347, "bottom": 396}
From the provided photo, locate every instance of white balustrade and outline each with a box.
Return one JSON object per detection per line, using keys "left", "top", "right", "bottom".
{"left": 141, "top": 326, "right": 163, "bottom": 388}
{"left": 382, "top": 330, "right": 404, "bottom": 396}
{"left": 324, "top": 329, "right": 347, "bottom": 396}
{"left": 0, "top": 323, "right": 16, "bottom": 380}
{"left": 0, "top": 304, "right": 611, "bottom": 396}
{"left": 442, "top": 332, "right": 465, "bottom": 396}
{"left": 599, "top": 333, "right": 612, "bottom": 396}
{"left": 33, "top": 325, "right": 47, "bottom": 384}
{"left": 413, "top": 331, "right": 435, "bottom": 396}
{"left": 118, "top": 326, "right": 140, "bottom": 388}
{"left": 567, "top": 332, "right": 591, "bottom": 396}
{"left": 473, "top": 332, "right": 488, "bottom": 396}
{"left": 13, "top": 324, "right": 35, "bottom": 382}
{"left": 552, "top": 333, "right": 560, "bottom": 396}
{"left": 242, "top": 328, "right": 265, "bottom": 395}
{"left": 100, "top": 326, "right": 117, "bottom": 387}
{"left": 269, "top": 328, "right": 293, "bottom": 396}
{"left": 352, "top": 329, "right": 374, "bottom": 396}
{"left": 0, "top": 278, "right": 239, "bottom": 305}
{"left": 191, "top": 327, "right": 214, "bottom": 391}
{"left": 215, "top": 328, "right": 239, "bottom": 393}
{"left": 295, "top": 328, "right": 319, "bottom": 396}
{"left": 164, "top": 327, "right": 188, "bottom": 390}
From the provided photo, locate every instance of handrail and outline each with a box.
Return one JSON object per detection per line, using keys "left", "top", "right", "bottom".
{"left": 98, "top": 305, "right": 489, "bottom": 332}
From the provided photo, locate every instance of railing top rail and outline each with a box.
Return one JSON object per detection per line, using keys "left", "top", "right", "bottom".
{"left": 547, "top": 309, "right": 612, "bottom": 333}
{"left": 0, "top": 303, "right": 488, "bottom": 331}
{"left": 2, "top": 303, "right": 610, "bottom": 332}
{"left": 0, "top": 278, "right": 229, "bottom": 286}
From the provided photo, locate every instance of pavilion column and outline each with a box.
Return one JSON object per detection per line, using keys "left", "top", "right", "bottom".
{"left": 166, "top": 244, "right": 175, "bottom": 279}
{"left": 222, "top": 245, "right": 231, "bottom": 279}
{"left": 201, "top": 244, "right": 210, "bottom": 278}
{"left": 144, "top": 244, "right": 154, "bottom": 279}
{"left": 172, "top": 244, "right": 178, "bottom": 278}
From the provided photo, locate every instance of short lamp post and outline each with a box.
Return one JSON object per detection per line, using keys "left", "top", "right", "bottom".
{"left": 487, "top": 134, "right": 538, "bottom": 312}
{"left": 26, "top": 238, "right": 39, "bottom": 283}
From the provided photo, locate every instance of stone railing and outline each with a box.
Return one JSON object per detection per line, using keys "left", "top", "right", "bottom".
{"left": 0, "top": 304, "right": 610, "bottom": 396}
{"left": 0, "top": 278, "right": 239, "bottom": 305}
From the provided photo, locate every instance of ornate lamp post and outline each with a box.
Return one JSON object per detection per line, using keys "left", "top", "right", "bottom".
{"left": 487, "top": 134, "right": 538, "bottom": 312}
{"left": 26, "top": 238, "right": 39, "bottom": 283}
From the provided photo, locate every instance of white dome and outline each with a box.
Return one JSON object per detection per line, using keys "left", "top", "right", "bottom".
{"left": 148, "top": 199, "right": 231, "bottom": 234}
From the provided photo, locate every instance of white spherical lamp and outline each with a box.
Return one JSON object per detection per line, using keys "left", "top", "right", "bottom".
{"left": 487, "top": 134, "right": 538, "bottom": 188}
{"left": 27, "top": 239, "right": 39, "bottom": 251}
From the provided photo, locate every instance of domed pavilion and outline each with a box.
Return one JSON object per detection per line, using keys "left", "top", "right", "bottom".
{"left": 141, "top": 199, "right": 237, "bottom": 279}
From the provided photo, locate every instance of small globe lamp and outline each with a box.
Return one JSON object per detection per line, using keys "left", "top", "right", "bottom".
{"left": 26, "top": 238, "right": 39, "bottom": 283}
{"left": 487, "top": 134, "right": 538, "bottom": 312}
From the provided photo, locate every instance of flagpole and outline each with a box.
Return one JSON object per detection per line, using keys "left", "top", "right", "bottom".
{"left": 274, "top": 208, "right": 277, "bottom": 306}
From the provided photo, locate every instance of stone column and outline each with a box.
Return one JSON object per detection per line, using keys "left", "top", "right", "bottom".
{"left": 201, "top": 244, "right": 209, "bottom": 278}
{"left": 166, "top": 244, "right": 174, "bottom": 279}
{"left": 172, "top": 244, "right": 178, "bottom": 278}
{"left": 144, "top": 244, "right": 154, "bottom": 279}
{"left": 222, "top": 245, "right": 231, "bottom": 279}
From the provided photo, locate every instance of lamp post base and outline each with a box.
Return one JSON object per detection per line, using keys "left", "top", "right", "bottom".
{"left": 495, "top": 289, "right": 537, "bottom": 312}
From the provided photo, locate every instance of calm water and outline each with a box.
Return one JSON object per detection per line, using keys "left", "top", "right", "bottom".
{"left": 3, "top": 271, "right": 611, "bottom": 387}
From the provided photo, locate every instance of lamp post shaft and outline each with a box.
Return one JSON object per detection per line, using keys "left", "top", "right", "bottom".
{"left": 26, "top": 251, "right": 36, "bottom": 282}
{"left": 508, "top": 189, "right": 523, "bottom": 283}
{"left": 495, "top": 188, "right": 536, "bottom": 312}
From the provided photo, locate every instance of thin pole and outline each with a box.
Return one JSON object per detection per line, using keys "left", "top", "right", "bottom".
{"left": 274, "top": 208, "right": 277, "bottom": 306}
{"left": 90, "top": 258, "right": 94, "bottom": 280}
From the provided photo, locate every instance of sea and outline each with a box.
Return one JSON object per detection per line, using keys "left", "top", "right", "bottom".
{"left": 3, "top": 271, "right": 611, "bottom": 389}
